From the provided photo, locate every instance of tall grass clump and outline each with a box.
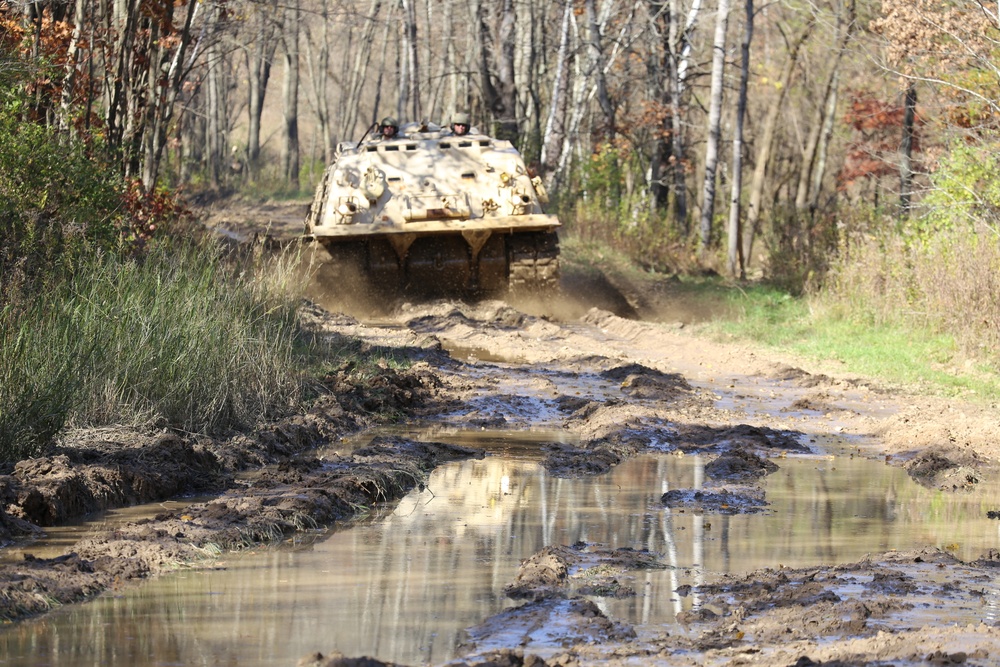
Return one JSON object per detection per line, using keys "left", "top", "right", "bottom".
{"left": 73, "top": 243, "right": 305, "bottom": 431}
{"left": 0, "top": 304, "right": 95, "bottom": 459}
{"left": 824, "top": 139, "right": 1000, "bottom": 366}
{"left": 0, "top": 242, "right": 311, "bottom": 462}
{"left": 0, "top": 53, "right": 319, "bottom": 462}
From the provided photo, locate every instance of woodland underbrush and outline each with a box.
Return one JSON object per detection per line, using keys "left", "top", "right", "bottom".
{"left": 0, "top": 96, "right": 391, "bottom": 464}
{"left": 825, "top": 226, "right": 1000, "bottom": 363}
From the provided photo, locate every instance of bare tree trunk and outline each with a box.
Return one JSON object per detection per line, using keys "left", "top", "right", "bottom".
{"left": 523, "top": 0, "right": 543, "bottom": 156}
{"left": 429, "top": 0, "right": 455, "bottom": 121}
{"left": 281, "top": 0, "right": 301, "bottom": 190}
{"left": 557, "top": 11, "right": 587, "bottom": 185}
{"left": 648, "top": 0, "right": 672, "bottom": 212}
{"left": 401, "top": 0, "right": 420, "bottom": 120}
{"left": 247, "top": 2, "right": 277, "bottom": 174}
{"left": 794, "top": 0, "right": 854, "bottom": 213}
{"left": 476, "top": 0, "right": 518, "bottom": 143}
{"left": 141, "top": 0, "right": 199, "bottom": 189}
{"left": 809, "top": 67, "right": 839, "bottom": 213}
{"left": 742, "top": 22, "right": 813, "bottom": 263}
{"left": 727, "top": 0, "right": 752, "bottom": 279}
{"left": 341, "top": 0, "right": 382, "bottom": 139}
{"left": 669, "top": 0, "right": 702, "bottom": 232}
{"left": 899, "top": 82, "right": 917, "bottom": 219}
{"left": 207, "top": 42, "right": 222, "bottom": 188}
{"left": 497, "top": 0, "right": 518, "bottom": 142}
{"left": 584, "top": 0, "right": 614, "bottom": 136}
{"left": 698, "top": 0, "right": 729, "bottom": 250}
{"left": 58, "top": 0, "right": 86, "bottom": 138}
{"left": 304, "top": 0, "right": 333, "bottom": 164}
{"left": 107, "top": 0, "right": 143, "bottom": 177}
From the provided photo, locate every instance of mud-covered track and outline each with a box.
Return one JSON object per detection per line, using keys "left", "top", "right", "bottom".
{"left": 508, "top": 231, "right": 560, "bottom": 294}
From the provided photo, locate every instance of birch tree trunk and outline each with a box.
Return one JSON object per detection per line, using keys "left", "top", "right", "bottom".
{"left": 401, "top": 0, "right": 421, "bottom": 120}
{"left": 668, "top": 0, "right": 703, "bottom": 232}
{"left": 541, "top": 0, "right": 573, "bottom": 187}
{"left": 206, "top": 41, "right": 223, "bottom": 188}
{"left": 585, "top": 0, "right": 615, "bottom": 135}
{"left": 698, "top": 0, "right": 729, "bottom": 250}
{"left": 58, "top": 0, "right": 86, "bottom": 138}
{"left": 557, "top": 13, "right": 587, "bottom": 186}
{"left": 727, "top": 0, "right": 752, "bottom": 279}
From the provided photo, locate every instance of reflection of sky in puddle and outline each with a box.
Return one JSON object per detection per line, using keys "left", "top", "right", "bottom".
{"left": 5, "top": 441, "right": 1000, "bottom": 667}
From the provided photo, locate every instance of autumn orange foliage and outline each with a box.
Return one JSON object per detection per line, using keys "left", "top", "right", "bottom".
{"left": 837, "top": 91, "right": 923, "bottom": 189}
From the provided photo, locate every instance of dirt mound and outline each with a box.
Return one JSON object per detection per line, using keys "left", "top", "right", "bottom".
{"left": 600, "top": 362, "right": 692, "bottom": 400}
{"left": 6, "top": 432, "right": 224, "bottom": 527}
{"left": 661, "top": 486, "right": 769, "bottom": 514}
{"left": 705, "top": 447, "right": 779, "bottom": 480}
{"left": 504, "top": 544, "right": 666, "bottom": 602}
{"left": 462, "top": 598, "right": 635, "bottom": 658}
{"left": 666, "top": 422, "right": 810, "bottom": 455}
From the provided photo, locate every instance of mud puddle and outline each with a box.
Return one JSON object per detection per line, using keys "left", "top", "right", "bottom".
{"left": 0, "top": 495, "right": 218, "bottom": 564}
{"left": 4, "top": 425, "right": 1000, "bottom": 667}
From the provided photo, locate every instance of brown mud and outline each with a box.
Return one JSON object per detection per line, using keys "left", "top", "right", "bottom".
{"left": 3, "top": 199, "right": 1000, "bottom": 665}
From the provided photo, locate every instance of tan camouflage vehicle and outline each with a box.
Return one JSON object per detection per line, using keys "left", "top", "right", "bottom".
{"left": 305, "top": 119, "right": 560, "bottom": 296}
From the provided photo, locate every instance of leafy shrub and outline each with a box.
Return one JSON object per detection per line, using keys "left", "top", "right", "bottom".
{"left": 0, "top": 102, "right": 126, "bottom": 305}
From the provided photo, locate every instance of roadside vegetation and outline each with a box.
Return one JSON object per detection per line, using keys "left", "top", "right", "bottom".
{"left": 0, "top": 68, "right": 399, "bottom": 465}
{"left": 564, "top": 226, "right": 1000, "bottom": 402}
{"left": 5, "top": 1, "right": 1000, "bottom": 462}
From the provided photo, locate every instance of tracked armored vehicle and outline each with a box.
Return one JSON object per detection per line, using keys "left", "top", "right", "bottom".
{"left": 305, "top": 120, "right": 560, "bottom": 296}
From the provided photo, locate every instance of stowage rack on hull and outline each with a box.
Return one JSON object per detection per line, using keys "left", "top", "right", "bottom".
{"left": 305, "top": 120, "right": 561, "bottom": 296}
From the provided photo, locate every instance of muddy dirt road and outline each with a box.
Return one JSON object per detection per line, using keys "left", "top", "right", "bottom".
{"left": 4, "top": 205, "right": 1000, "bottom": 665}
{"left": 294, "top": 287, "right": 1000, "bottom": 667}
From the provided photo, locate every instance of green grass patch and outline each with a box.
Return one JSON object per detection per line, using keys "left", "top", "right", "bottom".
{"left": 703, "top": 285, "right": 1000, "bottom": 401}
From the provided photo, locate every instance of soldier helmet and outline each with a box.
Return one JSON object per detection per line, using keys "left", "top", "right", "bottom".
{"left": 452, "top": 112, "right": 470, "bottom": 126}
{"left": 381, "top": 116, "right": 399, "bottom": 129}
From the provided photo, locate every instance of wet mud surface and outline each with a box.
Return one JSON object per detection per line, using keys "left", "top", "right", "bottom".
{"left": 6, "top": 219, "right": 1000, "bottom": 663}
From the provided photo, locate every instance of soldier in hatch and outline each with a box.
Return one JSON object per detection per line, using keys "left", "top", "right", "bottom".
{"left": 379, "top": 116, "right": 399, "bottom": 139}
{"left": 449, "top": 112, "right": 471, "bottom": 136}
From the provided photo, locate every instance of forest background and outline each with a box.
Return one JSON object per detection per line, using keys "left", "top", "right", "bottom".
{"left": 3, "top": 0, "right": 1000, "bottom": 458}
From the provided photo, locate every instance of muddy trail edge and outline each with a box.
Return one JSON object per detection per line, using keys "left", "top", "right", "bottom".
{"left": 4, "top": 217, "right": 1000, "bottom": 664}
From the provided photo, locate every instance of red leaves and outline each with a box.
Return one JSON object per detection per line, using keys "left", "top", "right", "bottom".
{"left": 837, "top": 90, "right": 923, "bottom": 189}
{"left": 120, "top": 180, "right": 191, "bottom": 252}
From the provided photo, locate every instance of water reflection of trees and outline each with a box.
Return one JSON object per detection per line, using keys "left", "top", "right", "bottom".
{"left": 4, "top": 452, "right": 1000, "bottom": 666}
